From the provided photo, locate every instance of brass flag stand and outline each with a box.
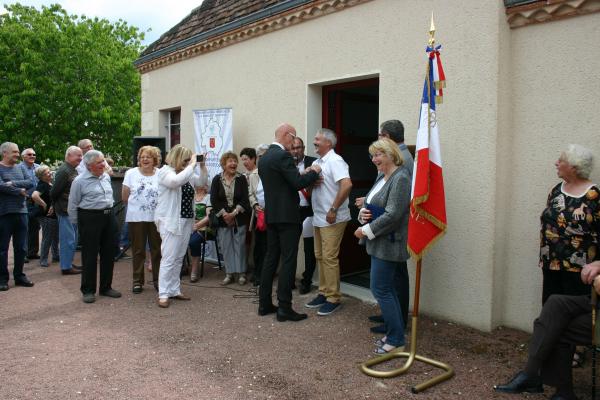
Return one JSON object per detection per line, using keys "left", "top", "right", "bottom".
{"left": 359, "top": 260, "right": 454, "bottom": 393}
{"left": 359, "top": 15, "right": 454, "bottom": 393}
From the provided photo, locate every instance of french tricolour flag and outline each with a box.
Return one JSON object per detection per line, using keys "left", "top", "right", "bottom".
{"left": 407, "top": 45, "right": 447, "bottom": 260}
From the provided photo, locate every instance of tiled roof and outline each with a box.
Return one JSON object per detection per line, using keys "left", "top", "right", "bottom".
{"left": 140, "top": 0, "right": 287, "bottom": 57}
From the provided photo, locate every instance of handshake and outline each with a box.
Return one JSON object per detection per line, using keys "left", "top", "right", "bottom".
{"left": 304, "top": 164, "right": 322, "bottom": 174}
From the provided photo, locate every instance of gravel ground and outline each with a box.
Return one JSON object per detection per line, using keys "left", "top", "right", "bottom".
{"left": 0, "top": 252, "right": 595, "bottom": 400}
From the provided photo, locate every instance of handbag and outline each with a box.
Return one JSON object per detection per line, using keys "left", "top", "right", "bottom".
{"left": 255, "top": 209, "right": 267, "bottom": 232}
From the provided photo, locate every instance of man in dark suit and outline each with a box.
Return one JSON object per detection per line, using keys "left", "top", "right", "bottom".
{"left": 290, "top": 137, "right": 318, "bottom": 294}
{"left": 258, "top": 123, "right": 321, "bottom": 322}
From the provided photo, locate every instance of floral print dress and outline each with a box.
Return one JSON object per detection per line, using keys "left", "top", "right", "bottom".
{"left": 539, "top": 182, "right": 600, "bottom": 273}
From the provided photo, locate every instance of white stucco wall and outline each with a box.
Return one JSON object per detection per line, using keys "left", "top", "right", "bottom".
{"left": 139, "top": 0, "right": 600, "bottom": 332}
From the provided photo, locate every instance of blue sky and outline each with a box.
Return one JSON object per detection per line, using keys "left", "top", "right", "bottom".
{"left": 1, "top": 0, "right": 204, "bottom": 45}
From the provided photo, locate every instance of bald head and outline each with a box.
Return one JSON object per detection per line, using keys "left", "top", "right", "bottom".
{"left": 274, "top": 123, "right": 297, "bottom": 151}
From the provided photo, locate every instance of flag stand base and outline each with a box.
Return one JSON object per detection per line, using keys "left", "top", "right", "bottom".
{"left": 359, "top": 260, "right": 454, "bottom": 393}
{"left": 359, "top": 315, "right": 454, "bottom": 393}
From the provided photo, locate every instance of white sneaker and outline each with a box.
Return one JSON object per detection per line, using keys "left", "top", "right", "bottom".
{"left": 221, "top": 274, "right": 233, "bottom": 285}
{"left": 238, "top": 275, "right": 247, "bottom": 285}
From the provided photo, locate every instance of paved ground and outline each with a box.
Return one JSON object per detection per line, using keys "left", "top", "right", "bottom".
{"left": 0, "top": 252, "right": 595, "bottom": 400}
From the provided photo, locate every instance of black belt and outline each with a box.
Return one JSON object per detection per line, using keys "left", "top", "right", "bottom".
{"left": 78, "top": 207, "right": 113, "bottom": 215}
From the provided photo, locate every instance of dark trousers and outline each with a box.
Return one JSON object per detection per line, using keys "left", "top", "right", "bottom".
{"left": 0, "top": 213, "right": 27, "bottom": 283}
{"left": 129, "top": 221, "right": 161, "bottom": 287}
{"left": 300, "top": 236, "right": 317, "bottom": 287}
{"left": 78, "top": 209, "right": 116, "bottom": 295}
{"left": 525, "top": 294, "right": 592, "bottom": 390}
{"left": 26, "top": 207, "right": 40, "bottom": 257}
{"left": 253, "top": 230, "right": 267, "bottom": 284}
{"left": 542, "top": 268, "right": 590, "bottom": 304}
{"left": 259, "top": 223, "right": 301, "bottom": 309}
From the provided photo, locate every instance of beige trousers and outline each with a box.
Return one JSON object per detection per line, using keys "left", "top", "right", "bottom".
{"left": 314, "top": 221, "right": 347, "bottom": 303}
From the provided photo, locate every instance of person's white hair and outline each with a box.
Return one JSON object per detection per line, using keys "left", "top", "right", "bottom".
{"left": 562, "top": 144, "right": 594, "bottom": 180}
{"left": 83, "top": 149, "right": 103, "bottom": 166}
{"left": 65, "top": 145, "right": 81, "bottom": 160}
{"left": 317, "top": 128, "right": 337, "bottom": 148}
{"left": 0, "top": 142, "right": 17, "bottom": 155}
{"left": 255, "top": 144, "right": 269, "bottom": 157}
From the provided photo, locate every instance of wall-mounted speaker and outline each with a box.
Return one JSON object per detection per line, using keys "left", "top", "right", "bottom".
{"left": 132, "top": 136, "right": 166, "bottom": 167}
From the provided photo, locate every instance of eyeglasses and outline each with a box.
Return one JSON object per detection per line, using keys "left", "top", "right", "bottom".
{"left": 25, "top": 153, "right": 36, "bottom": 156}
{"left": 378, "top": 132, "right": 389, "bottom": 138}
{"left": 286, "top": 131, "right": 297, "bottom": 139}
{"left": 291, "top": 146, "right": 304, "bottom": 150}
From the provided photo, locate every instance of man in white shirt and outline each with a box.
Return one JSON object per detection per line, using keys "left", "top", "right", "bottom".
{"left": 305, "top": 129, "right": 352, "bottom": 316}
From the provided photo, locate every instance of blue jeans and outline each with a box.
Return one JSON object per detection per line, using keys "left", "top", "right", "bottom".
{"left": 370, "top": 256, "right": 406, "bottom": 347}
{"left": 188, "top": 231, "right": 205, "bottom": 257}
{"left": 0, "top": 213, "right": 28, "bottom": 283}
{"left": 58, "top": 214, "right": 78, "bottom": 270}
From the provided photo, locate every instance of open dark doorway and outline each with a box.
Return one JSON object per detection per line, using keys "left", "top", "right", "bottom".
{"left": 322, "top": 77, "right": 379, "bottom": 288}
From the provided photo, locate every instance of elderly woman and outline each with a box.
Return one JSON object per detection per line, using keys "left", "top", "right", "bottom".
{"left": 31, "top": 165, "right": 59, "bottom": 268}
{"left": 122, "top": 146, "right": 162, "bottom": 294}
{"left": 540, "top": 144, "right": 600, "bottom": 304}
{"left": 68, "top": 150, "right": 120, "bottom": 304}
{"left": 210, "top": 151, "right": 250, "bottom": 285}
{"left": 154, "top": 145, "right": 207, "bottom": 308}
{"left": 354, "top": 138, "right": 411, "bottom": 354}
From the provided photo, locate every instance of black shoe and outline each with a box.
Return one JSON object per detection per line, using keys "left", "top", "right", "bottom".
{"left": 550, "top": 391, "right": 577, "bottom": 400}
{"left": 494, "top": 371, "right": 543, "bottom": 394}
{"left": 370, "top": 324, "right": 386, "bottom": 334}
{"left": 0, "top": 283, "right": 8, "bottom": 291}
{"left": 258, "top": 303, "right": 278, "bottom": 316}
{"left": 82, "top": 293, "right": 96, "bottom": 303}
{"left": 368, "top": 314, "right": 384, "bottom": 323}
{"left": 15, "top": 278, "right": 34, "bottom": 287}
{"left": 276, "top": 307, "right": 308, "bottom": 322}
{"left": 71, "top": 264, "right": 83, "bottom": 271}
{"left": 100, "top": 289, "right": 121, "bottom": 298}
{"left": 62, "top": 268, "right": 82, "bottom": 275}
{"left": 299, "top": 283, "right": 311, "bottom": 295}
{"left": 28, "top": 254, "right": 40, "bottom": 260}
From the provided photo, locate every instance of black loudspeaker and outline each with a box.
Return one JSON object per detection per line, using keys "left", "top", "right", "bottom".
{"left": 132, "top": 136, "right": 166, "bottom": 167}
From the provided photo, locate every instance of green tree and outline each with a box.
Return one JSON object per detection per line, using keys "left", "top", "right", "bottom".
{"left": 0, "top": 3, "right": 144, "bottom": 165}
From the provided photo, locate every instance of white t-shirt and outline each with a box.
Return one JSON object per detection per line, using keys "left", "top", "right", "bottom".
{"left": 123, "top": 167, "right": 160, "bottom": 222}
{"left": 311, "top": 149, "right": 351, "bottom": 227}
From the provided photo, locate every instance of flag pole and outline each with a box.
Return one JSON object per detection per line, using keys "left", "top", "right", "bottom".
{"left": 359, "top": 13, "right": 454, "bottom": 393}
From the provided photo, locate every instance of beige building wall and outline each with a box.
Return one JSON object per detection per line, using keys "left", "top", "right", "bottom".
{"left": 139, "top": 0, "right": 600, "bottom": 332}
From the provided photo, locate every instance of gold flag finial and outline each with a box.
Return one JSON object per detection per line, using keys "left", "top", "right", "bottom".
{"left": 428, "top": 12, "right": 436, "bottom": 46}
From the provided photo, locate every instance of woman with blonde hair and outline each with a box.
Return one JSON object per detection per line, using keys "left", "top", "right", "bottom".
{"left": 122, "top": 145, "right": 162, "bottom": 293}
{"left": 210, "top": 151, "right": 250, "bottom": 285}
{"left": 154, "top": 144, "right": 207, "bottom": 308}
{"left": 354, "top": 138, "right": 411, "bottom": 354}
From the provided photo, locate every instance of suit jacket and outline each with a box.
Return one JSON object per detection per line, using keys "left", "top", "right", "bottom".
{"left": 299, "top": 155, "right": 317, "bottom": 220}
{"left": 363, "top": 167, "right": 411, "bottom": 262}
{"left": 258, "top": 144, "right": 319, "bottom": 225}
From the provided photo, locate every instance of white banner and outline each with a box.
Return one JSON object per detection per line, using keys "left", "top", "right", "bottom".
{"left": 192, "top": 108, "right": 233, "bottom": 266}
{"left": 193, "top": 107, "right": 233, "bottom": 182}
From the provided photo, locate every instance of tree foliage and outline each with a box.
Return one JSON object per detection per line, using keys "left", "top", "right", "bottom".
{"left": 0, "top": 3, "right": 145, "bottom": 165}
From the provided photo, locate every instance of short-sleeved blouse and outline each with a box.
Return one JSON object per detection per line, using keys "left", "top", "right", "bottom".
{"left": 123, "top": 167, "right": 160, "bottom": 222}
{"left": 539, "top": 182, "right": 600, "bottom": 272}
